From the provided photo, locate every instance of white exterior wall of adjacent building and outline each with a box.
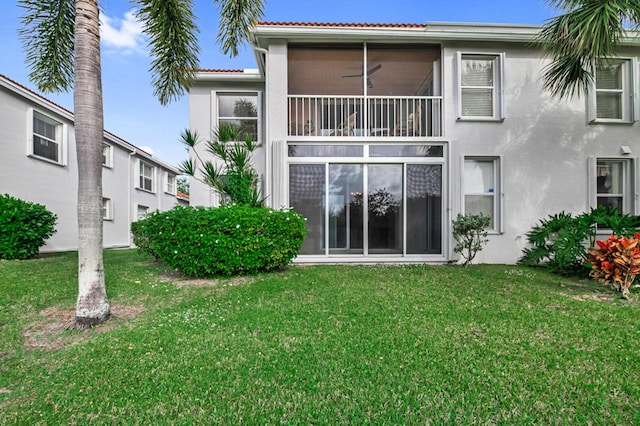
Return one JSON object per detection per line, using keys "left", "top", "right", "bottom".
{"left": 188, "top": 22, "right": 640, "bottom": 265}
{"left": 188, "top": 72, "right": 266, "bottom": 207}
{"left": 0, "top": 75, "right": 182, "bottom": 253}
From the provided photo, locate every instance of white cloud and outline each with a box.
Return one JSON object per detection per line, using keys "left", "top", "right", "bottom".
{"left": 100, "top": 11, "right": 145, "bottom": 55}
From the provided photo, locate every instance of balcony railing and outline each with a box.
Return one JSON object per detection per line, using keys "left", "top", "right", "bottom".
{"left": 288, "top": 95, "right": 442, "bottom": 138}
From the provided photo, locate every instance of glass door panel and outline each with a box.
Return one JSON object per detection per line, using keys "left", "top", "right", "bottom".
{"left": 406, "top": 164, "right": 442, "bottom": 254}
{"left": 329, "top": 165, "right": 363, "bottom": 254}
{"left": 289, "top": 164, "right": 326, "bottom": 255}
{"left": 368, "top": 164, "right": 403, "bottom": 254}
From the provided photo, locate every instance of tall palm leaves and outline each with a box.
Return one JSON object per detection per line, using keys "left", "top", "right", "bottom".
{"left": 18, "top": 0, "right": 264, "bottom": 327}
{"left": 538, "top": 0, "right": 640, "bottom": 98}
{"left": 19, "top": 0, "right": 75, "bottom": 93}
{"left": 134, "top": 0, "right": 200, "bottom": 105}
{"left": 215, "top": 0, "right": 264, "bottom": 56}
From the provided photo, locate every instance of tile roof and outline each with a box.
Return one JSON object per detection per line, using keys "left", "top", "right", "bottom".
{"left": 257, "top": 21, "right": 427, "bottom": 29}
{"left": 196, "top": 69, "right": 247, "bottom": 73}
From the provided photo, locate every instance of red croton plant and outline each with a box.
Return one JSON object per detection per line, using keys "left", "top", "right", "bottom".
{"left": 587, "top": 233, "right": 640, "bottom": 299}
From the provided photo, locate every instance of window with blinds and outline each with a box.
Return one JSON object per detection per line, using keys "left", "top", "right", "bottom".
{"left": 457, "top": 53, "right": 504, "bottom": 120}
{"left": 590, "top": 58, "right": 636, "bottom": 123}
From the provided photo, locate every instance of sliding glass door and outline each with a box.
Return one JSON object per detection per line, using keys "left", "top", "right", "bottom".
{"left": 288, "top": 144, "right": 444, "bottom": 258}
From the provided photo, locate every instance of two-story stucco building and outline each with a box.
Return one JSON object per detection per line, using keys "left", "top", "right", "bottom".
{"left": 0, "top": 74, "right": 183, "bottom": 252}
{"left": 188, "top": 22, "right": 640, "bottom": 264}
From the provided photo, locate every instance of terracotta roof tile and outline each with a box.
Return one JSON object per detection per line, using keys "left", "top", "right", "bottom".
{"left": 257, "top": 21, "right": 427, "bottom": 29}
{"left": 196, "top": 68, "right": 247, "bottom": 73}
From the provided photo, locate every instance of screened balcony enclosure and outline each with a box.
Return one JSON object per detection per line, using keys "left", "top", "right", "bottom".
{"left": 288, "top": 44, "right": 442, "bottom": 138}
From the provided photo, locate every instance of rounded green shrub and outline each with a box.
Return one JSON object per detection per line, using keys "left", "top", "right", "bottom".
{"left": 0, "top": 194, "right": 57, "bottom": 260}
{"left": 131, "top": 205, "right": 307, "bottom": 277}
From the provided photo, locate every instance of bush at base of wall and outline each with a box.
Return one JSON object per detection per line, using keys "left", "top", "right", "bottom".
{"left": 131, "top": 205, "right": 307, "bottom": 277}
{"left": 0, "top": 194, "right": 57, "bottom": 260}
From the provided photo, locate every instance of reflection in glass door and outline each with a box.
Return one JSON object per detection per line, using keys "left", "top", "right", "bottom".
{"left": 329, "top": 165, "right": 363, "bottom": 254}
{"left": 368, "top": 164, "right": 403, "bottom": 254}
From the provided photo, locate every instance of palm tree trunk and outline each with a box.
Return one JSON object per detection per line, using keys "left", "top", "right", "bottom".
{"left": 71, "top": 0, "right": 110, "bottom": 329}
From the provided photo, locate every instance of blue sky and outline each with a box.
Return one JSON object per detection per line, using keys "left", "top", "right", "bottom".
{"left": 0, "top": 0, "right": 557, "bottom": 166}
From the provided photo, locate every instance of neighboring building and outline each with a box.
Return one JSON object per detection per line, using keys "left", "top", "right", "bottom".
{"left": 188, "top": 22, "right": 640, "bottom": 264}
{"left": 0, "top": 74, "right": 182, "bottom": 252}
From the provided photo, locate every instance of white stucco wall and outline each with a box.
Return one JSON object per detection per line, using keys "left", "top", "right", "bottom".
{"left": 0, "top": 76, "right": 181, "bottom": 253}
{"left": 188, "top": 25, "right": 640, "bottom": 264}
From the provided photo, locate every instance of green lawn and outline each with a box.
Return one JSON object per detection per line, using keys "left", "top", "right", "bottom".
{"left": 1, "top": 250, "right": 639, "bottom": 424}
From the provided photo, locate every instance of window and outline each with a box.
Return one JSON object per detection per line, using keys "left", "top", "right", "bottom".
{"left": 137, "top": 205, "right": 149, "bottom": 221}
{"left": 463, "top": 157, "right": 501, "bottom": 231}
{"left": 102, "top": 198, "right": 113, "bottom": 220}
{"left": 166, "top": 174, "right": 176, "bottom": 194}
{"left": 102, "top": 143, "right": 113, "bottom": 167}
{"left": 139, "top": 161, "right": 154, "bottom": 192}
{"left": 590, "top": 59, "right": 636, "bottom": 123}
{"left": 32, "top": 111, "right": 63, "bottom": 163}
{"left": 593, "top": 158, "right": 635, "bottom": 214}
{"left": 216, "top": 92, "right": 260, "bottom": 142}
{"left": 457, "top": 53, "right": 504, "bottom": 120}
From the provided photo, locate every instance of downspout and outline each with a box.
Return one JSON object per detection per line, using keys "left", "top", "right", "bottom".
{"left": 128, "top": 150, "right": 137, "bottom": 246}
{"left": 252, "top": 44, "right": 271, "bottom": 207}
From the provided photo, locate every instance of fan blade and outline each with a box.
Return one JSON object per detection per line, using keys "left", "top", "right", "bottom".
{"left": 342, "top": 74, "right": 362, "bottom": 78}
{"left": 367, "top": 64, "right": 382, "bottom": 75}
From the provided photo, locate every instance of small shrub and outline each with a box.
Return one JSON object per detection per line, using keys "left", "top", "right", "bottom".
{"left": 131, "top": 205, "right": 307, "bottom": 277}
{"left": 0, "top": 194, "right": 57, "bottom": 260}
{"left": 519, "top": 207, "right": 640, "bottom": 276}
{"left": 452, "top": 213, "right": 491, "bottom": 266}
{"left": 587, "top": 233, "right": 640, "bottom": 299}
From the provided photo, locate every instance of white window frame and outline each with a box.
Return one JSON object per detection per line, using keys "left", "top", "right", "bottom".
{"left": 102, "top": 143, "right": 113, "bottom": 168}
{"left": 456, "top": 52, "right": 505, "bottom": 121}
{"left": 588, "top": 157, "right": 637, "bottom": 216}
{"left": 29, "top": 109, "right": 66, "bottom": 165}
{"left": 138, "top": 161, "right": 155, "bottom": 192}
{"left": 212, "top": 91, "right": 262, "bottom": 143}
{"left": 166, "top": 173, "right": 176, "bottom": 195}
{"left": 102, "top": 197, "right": 113, "bottom": 221}
{"left": 462, "top": 156, "right": 503, "bottom": 233}
{"left": 588, "top": 58, "right": 637, "bottom": 123}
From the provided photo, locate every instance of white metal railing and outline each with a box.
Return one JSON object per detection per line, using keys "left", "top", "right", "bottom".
{"left": 288, "top": 95, "right": 442, "bottom": 138}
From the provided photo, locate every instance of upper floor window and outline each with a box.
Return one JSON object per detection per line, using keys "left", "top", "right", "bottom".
{"left": 166, "top": 174, "right": 176, "bottom": 194}
{"left": 589, "top": 59, "right": 636, "bottom": 123}
{"left": 139, "top": 161, "right": 154, "bottom": 192}
{"left": 32, "top": 111, "right": 64, "bottom": 164}
{"left": 102, "top": 143, "right": 113, "bottom": 167}
{"left": 463, "top": 157, "right": 502, "bottom": 232}
{"left": 216, "top": 93, "right": 260, "bottom": 142}
{"left": 457, "top": 53, "right": 504, "bottom": 120}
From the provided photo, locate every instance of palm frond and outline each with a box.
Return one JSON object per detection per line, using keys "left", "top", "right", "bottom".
{"left": 18, "top": 0, "right": 75, "bottom": 93}
{"left": 134, "top": 0, "right": 200, "bottom": 105}
{"left": 214, "top": 0, "right": 265, "bottom": 57}
{"left": 538, "top": 0, "right": 640, "bottom": 99}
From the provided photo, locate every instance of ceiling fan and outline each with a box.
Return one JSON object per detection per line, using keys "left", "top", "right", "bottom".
{"left": 342, "top": 64, "right": 382, "bottom": 88}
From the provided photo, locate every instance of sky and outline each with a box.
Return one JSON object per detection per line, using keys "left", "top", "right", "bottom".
{"left": 0, "top": 0, "right": 558, "bottom": 167}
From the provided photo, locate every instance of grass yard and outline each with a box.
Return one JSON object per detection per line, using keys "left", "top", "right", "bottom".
{"left": 1, "top": 250, "right": 639, "bottom": 424}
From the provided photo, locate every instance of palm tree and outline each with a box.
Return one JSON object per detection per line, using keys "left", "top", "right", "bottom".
{"left": 19, "top": 0, "right": 264, "bottom": 329}
{"left": 538, "top": 0, "right": 640, "bottom": 99}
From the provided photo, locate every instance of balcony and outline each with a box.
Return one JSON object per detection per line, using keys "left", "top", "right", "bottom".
{"left": 288, "top": 95, "right": 442, "bottom": 138}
